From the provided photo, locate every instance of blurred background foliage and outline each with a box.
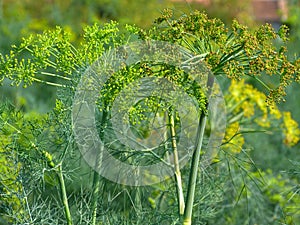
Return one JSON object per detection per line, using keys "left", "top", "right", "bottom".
{"left": 0, "top": 0, "right": 300, "bottom": 224}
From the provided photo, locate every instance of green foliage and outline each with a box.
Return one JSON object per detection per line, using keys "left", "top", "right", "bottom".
{"left": 216, "top": 161, "right": 300, "bottom": 225}
{"left": 0, "top": 109, "right": 24, "bottom": 223}
{"left": 259, "top": 169, "right": 300, "bottom": 224}
{"left": 0, "top": 21, "right": 126, "bottom": 88}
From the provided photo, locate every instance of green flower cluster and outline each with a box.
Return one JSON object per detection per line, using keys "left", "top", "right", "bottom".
{"left": 1, "top": 10, "right": 299, "bottom": 106}
{"left": 136, "top": 9, "right": 300, "bottom": 105}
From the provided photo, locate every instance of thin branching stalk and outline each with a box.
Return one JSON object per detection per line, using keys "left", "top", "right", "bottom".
{"left": 162, "top": 111, "right": 171, "bottom": 164}
{"left": 134, "top": 183, "right": 142, "bottom": 214}
{"left": 22, "top": 185, "right": 33, "bottom": 223}
{"left": 91, "top": 163, "right": 101, "bottom": 225}
{"left": 31, "top": 77, "right": 67, "bottom": 87}
{"left": 56, "top": 163, "right": 73, "bottom": 225}
{"left": 40, "top": 71, "right": 72, "bottom": 81}
{"left": 169, "top": 110, "right": 185, "bottom": 215}
{"left": 91, "top": 110, "right": 108, "bottom": 225}
{"left": 3, "top": 120, "right": 73, "bottom": 223}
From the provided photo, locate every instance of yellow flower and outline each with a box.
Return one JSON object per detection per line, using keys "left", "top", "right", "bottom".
{"left": 282, "top": 112, "right": 300, "bottom": 147}
{"left": 255, "top": 114, "right": 271, "bottom": 128}
{"left": 226, "top": 79, "right": 299, "bottom": 148}
{"left": 223, "top": 122, "right": 244, "bottom": 153}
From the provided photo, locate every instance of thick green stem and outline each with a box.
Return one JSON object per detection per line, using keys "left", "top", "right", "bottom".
{"left": 169, "top": 111, "right": 185, "bottom": 215}
{"left": 57, "top": 164, "right": 73, "bottom": 225}
{"left": 183, "top": 113, "right": 207, "bottom": 225}
{"left": 183, "top": 74, "right": 214, "bottom": 224}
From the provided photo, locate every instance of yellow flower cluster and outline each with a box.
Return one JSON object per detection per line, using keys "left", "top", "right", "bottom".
{"left": 227, "top": 79, "right": 281, "bottom": 124}
{"left": 223, "top": 122, "right": 245, "bottom": 154}
{"left": 224, "top": 79, "right": 300, "bottom": 151}
{"left": 282, "top": 112, "right": 300, "bottom": 147}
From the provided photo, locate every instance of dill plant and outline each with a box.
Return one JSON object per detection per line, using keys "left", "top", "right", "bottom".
{"left": 0, "top": 9, "right": 299, "bottom": 225}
